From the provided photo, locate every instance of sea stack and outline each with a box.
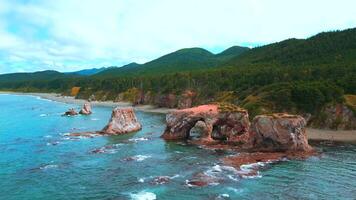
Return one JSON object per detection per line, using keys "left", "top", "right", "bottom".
{"left": 249, "top": 113, "right": 312, "bottom": 152}
{"left": 79, "top": 102, "right": 92, "bottom": 115}
{"left": 101, "top": 107, "right": 142, "bottom": 135}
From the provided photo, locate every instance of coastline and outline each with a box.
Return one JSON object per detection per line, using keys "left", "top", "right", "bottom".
{"left": 0, "top": 91, "right": 176, "bottom": 114}
{"left": 1, "top": 91, "right": 355, "bottom": 142}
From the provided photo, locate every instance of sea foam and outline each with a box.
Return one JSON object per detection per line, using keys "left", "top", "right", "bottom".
{"left": 130, "top": 191, "right": 156, "bottom": 200}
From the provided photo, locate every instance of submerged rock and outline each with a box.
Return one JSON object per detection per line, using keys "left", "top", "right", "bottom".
{"left": 101, "top": 107, "right": 142, "bottom": 135}
{"left": 63, "top": 108, "right": 78, "bottom": 116}
{"left": 79, "top": 102, "right": 92, "bottom": 115}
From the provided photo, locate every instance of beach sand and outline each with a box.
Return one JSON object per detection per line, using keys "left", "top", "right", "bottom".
{"left": 307, "top": 128, "right": 356, "bottom": 143}
{"left": 0, "top": 91, "right": 176, "bottom": 114}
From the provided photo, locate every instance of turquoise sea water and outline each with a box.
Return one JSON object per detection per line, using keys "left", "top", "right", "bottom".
{"left": 0, "top": 94, "right": 356, "bottom": 200}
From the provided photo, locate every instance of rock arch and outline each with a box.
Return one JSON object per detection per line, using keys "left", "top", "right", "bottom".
{"left": 162, "top": 105, "right": 250, "bottom": 143}
{"left": 162, "top": 105, "right": 312, "bottom": 152}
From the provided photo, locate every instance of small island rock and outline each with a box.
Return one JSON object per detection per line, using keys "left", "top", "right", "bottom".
{"left": 63, "top": 108, "right": 78, "bottom": 116}
{"left": 79, "top": 102, "right": 92, "bottom": 115}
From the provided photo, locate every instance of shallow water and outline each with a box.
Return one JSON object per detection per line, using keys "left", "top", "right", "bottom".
{"left": 0, "top": 94, "right": 355, "bottom": 200}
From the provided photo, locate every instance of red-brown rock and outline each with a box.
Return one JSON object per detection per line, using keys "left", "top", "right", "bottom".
{"left": 162, "top": 104, "right": 250, "bottom": 144}
{"left": 249, "top": 113, "right": 312, "bottom": 152}
{"left": 161, "top": 106, "right": 313, "bottom": 153}
{"left": 178, "top": 90, "right": 196, "bottom": 109}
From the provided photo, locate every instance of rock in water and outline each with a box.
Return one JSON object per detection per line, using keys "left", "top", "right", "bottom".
{"left": 161, "top": 104, "right": 250, "bottom": 143}
{"left": 249, "top": 113, "right": 312, "bottom": 152}
{"left": 79, "top": 102, "right": 92, "bottom": 115}
{"left": 162, "top": 105, "right": 312, "bottom": 152}
{"left": 63, "top": 108, "right": 78, "bottom": 116}
{"left": 101, "top": 107, "right": 142, "bottom": 135}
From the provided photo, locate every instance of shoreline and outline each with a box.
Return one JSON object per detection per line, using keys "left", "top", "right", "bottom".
{"left": 1, "top": 91, "right": 355, "bottom": 142}
{"left": 0, "top": 91, "right": 176, "bottom": 114}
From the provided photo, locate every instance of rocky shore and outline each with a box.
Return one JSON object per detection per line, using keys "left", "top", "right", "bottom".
{"left": 161, "top": 104, "right": 318, "bottom": 177}
{"left": 1, "top": 91, "right": 355, "bottom": 142}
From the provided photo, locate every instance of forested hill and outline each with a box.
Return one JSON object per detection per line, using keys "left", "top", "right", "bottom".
{"left": 0, "top": 28, "right": 355, "bottom": 129}
{"left": 93, "top": 46, "right": 249, "bottom": 78}
{"left": 226, "top": 28, "right": 356, "bottom": 67}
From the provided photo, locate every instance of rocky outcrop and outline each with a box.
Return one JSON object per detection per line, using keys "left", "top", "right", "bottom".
{"left": 162, "top": 104, "right": 250, "bottom": 143}
{"left": 162, "top": 105, "right": 312, "bottom": 153}
{"left": 63, "top": 108, "right": 78, "bottom": 116}
{"left": 101, "top": 107, "right": 142, "bottom": 135}
{"left": 79, "top": 102, "right": 92, "bottom": 115}
{"left": 157, "top": 94, "right": 177, "bottom": 108}
{"left": 70, "top": 107, "right": 141, "bottom": 136}
{"left": 311, "top": 103, "right": 356, "bottom": 130}
{"left": 178, "top": 90, "right": 196, "bottom": 109}
{"left": 249, "top": 113, "right": 312, "bottom": 152}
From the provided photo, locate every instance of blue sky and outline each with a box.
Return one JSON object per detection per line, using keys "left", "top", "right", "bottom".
{"left": 0, "top": 0, "right": 356, "bottom": 74}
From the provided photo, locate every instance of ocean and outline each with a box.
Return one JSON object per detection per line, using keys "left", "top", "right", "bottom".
{"left": 0, "top": 94, "right": 355, "bottom": 200}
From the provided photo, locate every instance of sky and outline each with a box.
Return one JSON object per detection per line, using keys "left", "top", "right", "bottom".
{"left": 0, "top": 0, "right": 356, "bottom": 74}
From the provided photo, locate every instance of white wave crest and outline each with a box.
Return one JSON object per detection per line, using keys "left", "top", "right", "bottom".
{"left": 128, "top": 137, "right": 149, "bottom": 142}
{"left": 130, "top": 191, "right": 156, "bottom": 200}
{"left": 132, "top": 155, "right": 151, "bottom": 162}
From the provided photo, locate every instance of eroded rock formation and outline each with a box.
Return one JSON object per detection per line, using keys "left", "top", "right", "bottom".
{"left": 162, "top": 104, "right": 313, "bottom": 153}
{"left": 70, "top": 107, "right": 142, "bottom": 136}
{"left": 101, "top": 107, "right": 142, "bottom": 135}
{"left": 249, "top": 113, "right": 312, "bottom": 152}
{"left": 162, "top": 104, "right": 250, "bottom": 143}
{"left": 161, "top": 104, "right": 316, "bottom": 180}
{"left": 79, "top": 102, "right": 92, "bottom": 115}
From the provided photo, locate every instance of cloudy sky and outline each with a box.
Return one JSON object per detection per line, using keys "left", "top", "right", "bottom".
{"left": 0, "top": 0, "right": 355, "bottom": 74}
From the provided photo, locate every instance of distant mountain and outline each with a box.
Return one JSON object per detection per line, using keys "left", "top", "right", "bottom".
{"left": 66, "top": 67, "right": 111, "bottom": 76}
{"left": 216, "top": 46, "right": 250, "bottom": 60}
{"left": 93, "top": 63, "right": 141, "bottom": 77}
{"left": 95, "top": 46, "right": 249, "bottom": 78}
{"left": 0, "top": 70, "right": 73, "bottom": 83}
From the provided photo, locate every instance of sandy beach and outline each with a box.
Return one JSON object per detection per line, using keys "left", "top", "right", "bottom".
{"left": 0, "top": 91, "right": 176, "bottom": 114}
{"left": 307, "top": 128, "right": 356, "bottom": 143}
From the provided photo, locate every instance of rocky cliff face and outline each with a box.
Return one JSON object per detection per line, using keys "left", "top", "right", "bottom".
{"left": 311, "top": 104, "right": 356, "bottom": 130}
{"left": 79, "top": 102, "right": 92, "bottom": 115}
{"left": 178, "top": 90, "right": 196, "bottom": 109}
{"left": 101, "top": 107, "right": 142, "bottom": 135}
{"left": 162, "top": 104, "right": 312, "bottom": 153}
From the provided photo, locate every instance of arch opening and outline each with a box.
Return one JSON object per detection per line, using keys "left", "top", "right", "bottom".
{"left": 189, "top": 120, "right": 207, "bottom": 140}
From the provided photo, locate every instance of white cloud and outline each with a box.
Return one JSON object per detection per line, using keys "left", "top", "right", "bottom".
{"left": 0, "top": 0, "right": 356, "bottom": 73}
